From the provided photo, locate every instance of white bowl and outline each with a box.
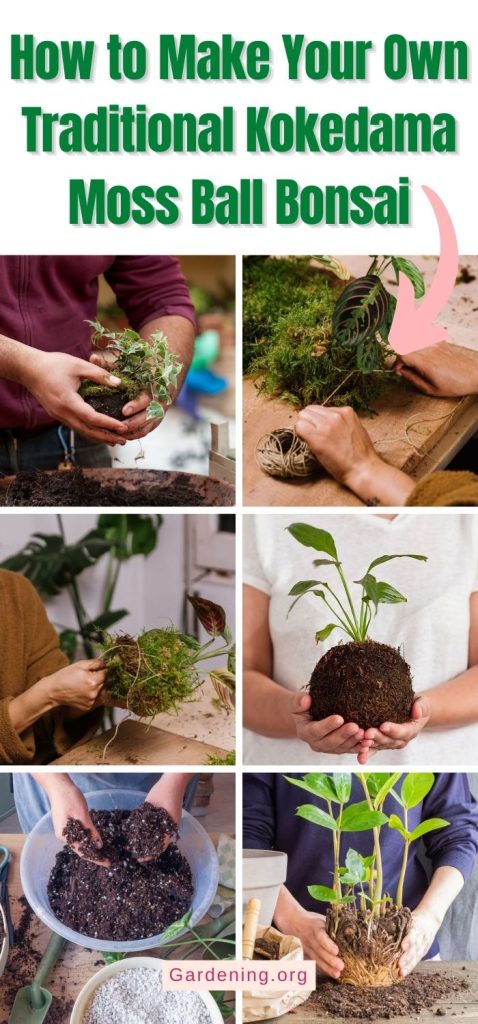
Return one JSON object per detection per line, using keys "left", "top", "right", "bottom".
{"left": 20, "top": 789, "right": 219, "bottom": 953}
{"left": 0, "top": 904, "right": 9, "bottom": 977}
{"left": 70, "top": 957, "right": 224, "bottom": 1024}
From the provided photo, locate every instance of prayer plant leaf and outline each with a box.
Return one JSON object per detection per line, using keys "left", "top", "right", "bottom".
{"left": 391, "top": 257, "right": 426, "bottom": 299}
{"left": 285, "top": 773, "right": 343, "bottom": 803}
{"left": 401, "top": 773, "right": 435, "bottom": 810}
{"left": 186, "top": 594, "right": 226, "bottom": 637}
{"left": 296, "top": 804, "right": 338, "bottom": 830}
{"left": 286, "top": 524, "right": 338, "bottom": 560}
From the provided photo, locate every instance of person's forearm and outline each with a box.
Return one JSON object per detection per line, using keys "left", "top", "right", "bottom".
{"left": 9, "top": 679, "right": 56, "bottom": 734}
{"left": 345, "top": 454, "right": 416, "bottom": 506}
{"left": 244, "top": 671, "right": 296, "bottom": 737}
{"left": 31, "top": 772, "right": 73, "bottom": 798}
{"left": 141, "top": 315, "right": 195, "bottom": 392}
{"left": 0, "top": 332, "right": 43, "bottom": 387}
{"left": 421, "top": 665, "right": 478, "bottom": 728}
{"left": 274, "top": 885, "right": 309, "bottom": 933}
{"left": 415, "top": 865, "right": 464, "bottom": 925}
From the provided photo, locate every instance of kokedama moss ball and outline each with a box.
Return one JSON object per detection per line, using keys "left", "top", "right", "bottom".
{"left": 101, "top": 628, "right": 201, "bottom": 718}
{"left": 308, "top": 640, "right": 414, "bottom": 730}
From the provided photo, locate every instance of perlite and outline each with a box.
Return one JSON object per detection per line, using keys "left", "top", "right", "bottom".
{"left": 83, "top": 967, "right": 213, "bottom": 1024}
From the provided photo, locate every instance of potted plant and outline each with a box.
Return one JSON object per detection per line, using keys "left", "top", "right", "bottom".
{"left": 287, "top": 523, "right": 427, "bottom": 728}
{"left": 285, "top": 772, "right": 448, "bottom": 987}
{"left": 79, "top": 321, "right": 183, "bottom": 421}
{"left": 96, "top": 594, "right": 235, "bottom": 721}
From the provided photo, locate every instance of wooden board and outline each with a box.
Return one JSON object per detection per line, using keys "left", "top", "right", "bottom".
{"left": 243, "top": 381, "right": 478, "bottom": 507}
{"left": 52, "top": 719, "right": 228, "bottom": 765}
{"left": 274, "top": 960, "right": 478, "bottom": 1024}
{"left": 0, "top": 832, "right": 226, "bottom": 1022}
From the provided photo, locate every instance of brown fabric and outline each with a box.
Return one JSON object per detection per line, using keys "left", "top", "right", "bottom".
{"left": 405, "top": 470, "right": 478, "bottom": 507}
{"left": 0, "top": 570, "right": 102, "bottom": 764}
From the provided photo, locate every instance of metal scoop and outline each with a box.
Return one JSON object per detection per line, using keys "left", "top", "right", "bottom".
{"left": 8, "top": 932, "right": 67, "bottom": 1024}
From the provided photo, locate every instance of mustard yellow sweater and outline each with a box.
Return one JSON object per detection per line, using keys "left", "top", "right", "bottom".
{"left": 0, "top": 570, "right": 102, "bottom": 764}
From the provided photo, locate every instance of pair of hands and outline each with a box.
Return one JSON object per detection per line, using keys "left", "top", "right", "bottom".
{"left": 295, "top": 343, "right": 478, "bottom": 496}
{"left": 22, "top": 348, "right": 160, "bottom": 447}
{"left": 50, "top": 778, "right": 182, "bottom": 868}
{"left": 296, "top": 906, "right": 439, "bottom": 980}
{"left": 290, "top": 692, "right": 430, "bottom": 764}
{"left": 42, "top": 658, "right": 107, "bottom": 712}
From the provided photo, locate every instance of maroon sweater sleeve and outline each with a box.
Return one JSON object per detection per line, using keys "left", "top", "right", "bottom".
{"left": 104, "top": 256, "right": 197, "bottom": 332}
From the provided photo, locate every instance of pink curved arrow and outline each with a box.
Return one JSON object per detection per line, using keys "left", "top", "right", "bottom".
{"left": 389, "top": 186, "right": 458, "bottom": 355}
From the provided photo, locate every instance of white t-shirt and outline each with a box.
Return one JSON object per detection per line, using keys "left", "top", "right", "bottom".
{"left": 243, "top": 513, "right": 478, "bottom": 766}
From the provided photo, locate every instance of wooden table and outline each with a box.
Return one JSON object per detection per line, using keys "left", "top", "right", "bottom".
{"left": 274, "top": 961, "right": 478, "bottom": 1023}
{"left": 52, "top": 719, "right": 228, "bottom": 765}
{"left": 244, "top": 381, "right": 478, "bottom": 507}
{"left": 244, "top": 254, "right": 478, "bottom": 507}
{"left": 0, "top": 831, "right": 227, "bottom": 1022}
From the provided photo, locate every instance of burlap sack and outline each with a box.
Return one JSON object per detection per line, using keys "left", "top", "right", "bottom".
{"left": 243, "top": 925, "right": 311, "bottom": 1021}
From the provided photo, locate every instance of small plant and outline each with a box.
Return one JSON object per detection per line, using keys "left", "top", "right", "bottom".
{"left": 285, "top": 771, "right": 448, "bottom": 987}
{"left": 97, "top": 594, "right": 235, "bottom": 722}
{"left": 79, "top": 321, "right": 183, "bottom": 422}
{"left": 244, "top": 255, "right": 425, "bottom": 414}
{"left": 286, "top": 524, "right": 427, "bottom": 730}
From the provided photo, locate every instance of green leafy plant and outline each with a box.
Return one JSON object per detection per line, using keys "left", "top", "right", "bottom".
{"left": 243, "top": 255, "right": 425, "bottom": 414}
{"left": 286, "top": 523, "right": 427, "bottom": 643}
{"left": 284, "top": 772, "right": 448, "bottom": 987}
{"left": 80, "top": 321, "right": 183, "bottom": 421}
{"left": 98, "top": 594, "right": 235, "bottom": 722}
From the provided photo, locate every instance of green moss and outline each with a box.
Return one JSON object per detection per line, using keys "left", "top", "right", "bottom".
{"left": 206, "top": 751, "right": 236, "bottom": 766}
{"left": 100, "top": 628, "right": 201, "bottom": 719}
{"left": 79, "top": 375, "right": 142, "bottom": 401}
{"left": 243, "top": 257, "right": 395, "bottom": 414}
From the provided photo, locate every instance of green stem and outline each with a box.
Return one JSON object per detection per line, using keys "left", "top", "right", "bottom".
{"left": 336, "top": 566, "right": 360, "bottom": 634}
{"left": 56, "top": 514, "right": 95, "bottom": 658}
{"left": 396, "top": 809, "right": 409, "bottom": 908}
{"left": 359, "top": 774, "right": 383, "bottom": 916}
{"left": 328, "top": 801, "right": 341, "bottom": 898}
{"left": 320, "top": 591, "right": 356, "bottom": 640}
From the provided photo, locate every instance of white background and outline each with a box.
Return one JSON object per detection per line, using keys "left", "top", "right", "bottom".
{"left": 0, "top": 0, "right": 476, "bottom": 253}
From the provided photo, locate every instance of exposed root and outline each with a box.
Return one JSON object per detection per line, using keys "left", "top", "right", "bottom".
{"left": 327, "top": 905, "right": 411, "bottom": 988}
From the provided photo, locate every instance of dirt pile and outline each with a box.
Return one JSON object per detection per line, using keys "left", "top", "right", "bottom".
{"left": 0, "top": 470, "right": 208, "bottom": 507}
{"left": 0, "top": 896, "right": 73, "bottom": 1024}
{"left": 310, "top": 971, "right": 469, "bottom": 1019}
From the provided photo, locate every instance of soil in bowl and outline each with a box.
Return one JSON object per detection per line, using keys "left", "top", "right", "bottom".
{"left": 308, "top": 640, "right": 414, "bottom": 730}
{"left": 1, "top": 470, "right": 210, "bottom": 507}
{"left": 310, "top": 971, "right": 469, "bottom": 1020}
{"left": 326, "top": 904, "right": 411, "bottom": 988}
{"left": 47, "top": 809, "right": 194, "bottom": 941}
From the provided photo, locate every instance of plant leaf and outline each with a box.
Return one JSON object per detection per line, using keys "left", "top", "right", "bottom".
{"left": 364, "top": 553, "right": 428, "bottom": 575}
{"left": 388, "top": 813, "right": 409, "bottom": 840}
{"left": 315, "top": 623, "right": 337, "bottom": 643}
{"left": 209, "top": 669, "right": 235, "bottom": 711}
{"left": 307, "top": 884, "right": 355, "bottom": 904}
{"left": 59, "top": 628, "right": 79, "bottom": 660}
{"left": 408, "top": 818, "right": 449, "bottom": 842}
{"left": 401, "top": 773, "right": 435, "bottom": 810}
{"left": 364, "top": 773, "right": 393, "bottom": 798}
{"left": 333, "top": 773, "right": 352, "bottom": 804}
{"left": 373, "top": 772, "right": 403, "bottom": 809}
{"left": 340, "top": 801, "right": 389, "bottom": 832}
{"left": 344, "top": 848, "right": 367, "bottom": 883}
{"left": 358, "top": 574, "right": 407, "bottom": 610}
{"left": 83, "top": 609, "right": 129, "bottom": 636}
{"left": 286, "top": 524, "right": 338, "bottom": 560}
{"left": 284, "top": 774, "right": 338, "bottom": 802}
{"left": 391, "top": 257, "right": 426, "bottom": 299}
{"left": 296, "top": 804, "right": 338, "bottom": 830}
{"left": 160, "top": 910, "right": 193, "bottom": 942}
{"left": 288, "top": 584, "right": 325, "bottom": 617}
{"left": 187, "top": 594, "right": 226, "bottom": 637}
{"left": 289, "top": 580, "right": 323, "bottom": 596}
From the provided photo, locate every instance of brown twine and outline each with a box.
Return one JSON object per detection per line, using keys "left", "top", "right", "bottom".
{"left": 255, "top": 428, "right": 319, "bottom": 479}
{"left": 374, "top": 409, "right": 457, "bottom": 458}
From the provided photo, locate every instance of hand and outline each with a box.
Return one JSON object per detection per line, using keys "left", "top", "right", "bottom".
{"left": 394, "top": 341, "right": 478, "bottom": 397}
{"left": 22, "top": 349, "right": 128, "bottom": 446}
{"left": 291, "top": 693, "right": 364, "bottom": 755}
{"left": 49, "top": 779, "right": 110, "bottom": 867}
{"left": 356, "top": 695, "right": 431, "bottom": 765}
{"left": 287, "top": 908, "right": 345, "bottom": 979}
{"left": 138, "top": 773, "right": 192, "bottom": 861}
{"left": 399, "top": 907, "right": 440, "bottom": 976}
{"left": 90, "top": 353, "right": 162, "bottom": 440}
{"left": 42, "top": 659, "right": 106, "bottom": 711}
{"left": 295, "top": 405, "right": 382, "bottom": 494}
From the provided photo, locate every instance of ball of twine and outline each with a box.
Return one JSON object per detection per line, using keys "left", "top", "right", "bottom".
{"left": 255, "top": 428, "right": 319, "bottom": 479}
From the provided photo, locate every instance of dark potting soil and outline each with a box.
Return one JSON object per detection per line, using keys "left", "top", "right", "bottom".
{"left": 1, "top": 469, "right": 206, "bottom": 507}
{"left": 62, "top": 804, "right": 179, "bottom": 862}
{"left": 82, "top": 389, "right": 130, "bottom": 421}
{"left": 308, "top": 640, "right": 414, "bottom": 730}
{"left": 0, "top": 895, "right": 73, "bottom": 1024}
{"left": 253, "top": 937, "right": 281, "bottom": 960}
{"left": 48, "top": 810, "right": 193, "bottom": 941}
{"left": 310, "top": 971, "right": 469, "bottom": 1020}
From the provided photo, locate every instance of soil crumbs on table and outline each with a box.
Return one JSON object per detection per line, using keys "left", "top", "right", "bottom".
{"left": 48, "top": 809, "right": 193, "bottom": 941}
{"left": 0, "top": 895, "right": 73, "bottom": 1024}
{"left": 1, "top": 469, "right": 206, "bottom": 506}
{"left": 310, "top": 971, "right": 469, "bottom": 1020}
